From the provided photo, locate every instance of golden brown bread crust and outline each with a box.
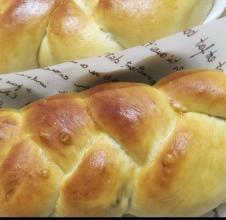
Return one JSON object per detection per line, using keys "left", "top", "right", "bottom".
{"left": 0, "top": 140, "right": 63, "bottom": 216}
{"left": 83, "top": 83, "right": 176, "bottom": 164}
{"left": 0, "top": 0, "right": 61, "bottom": 73}
{"left": 155, "top": 69, "right": 226, "bottom": 118}
{"left": 57, "top": 138, "right": 133, "bottom": 216}
{"left": 94, "top": 0, "right": 211, "bottom": 47}
{"left": 23, "top": 93, "right": 97, "bottom": 172}
{"left": 0, "top": 69, "right": 226, "bottom": 216}
{"left": 0, "top": 0, "right": 212, "bottom": 73}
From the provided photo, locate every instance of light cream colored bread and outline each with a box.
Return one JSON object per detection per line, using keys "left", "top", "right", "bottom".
{"left": 0, "top": 69, "right": 226, "bottom": 216}
{"left": 0, "top": 0, "right": 213, "bottom": 73}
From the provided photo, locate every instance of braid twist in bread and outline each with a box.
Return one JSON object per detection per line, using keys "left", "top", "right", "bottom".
{"left": 0, "top": 0, "right": 212, "bottom": 73}
{"left": 0, "top": 69, "right": 225, "bottom": 216}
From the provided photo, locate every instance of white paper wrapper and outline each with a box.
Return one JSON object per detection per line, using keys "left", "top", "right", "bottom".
{"left": 1, "top": 16, "right": 226, "bottom": 217}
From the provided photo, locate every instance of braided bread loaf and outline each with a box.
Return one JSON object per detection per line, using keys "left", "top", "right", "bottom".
{"left": 0, "top": 0, "right": 212, "bottom": 73}
{"left": 0, "top": 69, "right": 226, "bottom": 217}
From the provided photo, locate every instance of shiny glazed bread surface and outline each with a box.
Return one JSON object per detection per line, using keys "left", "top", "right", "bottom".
{"left": 0, "top": 69, "right": 226, "bottom": 216}
{"left": 0, "top": 0, "right": 212, "bottom": 73}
